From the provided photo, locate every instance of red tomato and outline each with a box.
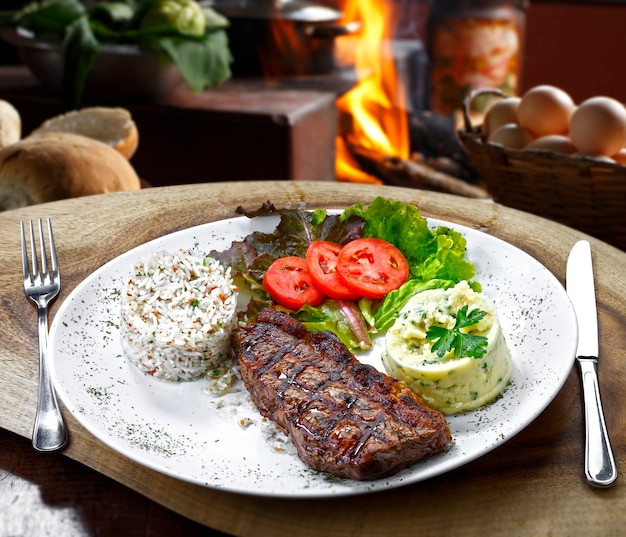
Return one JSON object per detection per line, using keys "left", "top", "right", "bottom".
{"left": 306, "top": 241, "right": 362, "bottom": 301}
{"left": 263, "top": 256, "right": 325, "bottom": 310}
{"left": 336, "top": 238, "right": 409, "bottom": 299}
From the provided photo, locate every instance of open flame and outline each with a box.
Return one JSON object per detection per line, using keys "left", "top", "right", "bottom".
{"left": 335, "top": 0, "right": 409, "bottom": 183}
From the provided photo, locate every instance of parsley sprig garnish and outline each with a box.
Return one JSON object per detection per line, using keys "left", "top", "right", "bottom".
{"left": 426, "top": 305, "right": 489, "bottom": 358}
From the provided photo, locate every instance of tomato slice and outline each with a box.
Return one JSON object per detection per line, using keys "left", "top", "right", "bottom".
{"left": 306, "top": 241, "right": 362, "bottom": 301}
{"left": 336, "top": 238, "right": 409, "bottom": 299}
{"left": 263, "top": 256, "right": 325, "bottom": 310}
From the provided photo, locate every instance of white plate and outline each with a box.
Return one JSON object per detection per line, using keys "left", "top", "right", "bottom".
{"left": 48, "top": 215, "right": 578, "bottom": 498}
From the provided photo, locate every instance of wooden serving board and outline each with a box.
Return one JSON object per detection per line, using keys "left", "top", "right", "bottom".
{"left": 1, "top": 181, "right": 624, "bottom": 536}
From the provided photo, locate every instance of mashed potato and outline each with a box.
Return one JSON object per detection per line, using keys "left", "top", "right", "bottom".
{"left": 382, "top": 281, "right": 511, "bottom": 415}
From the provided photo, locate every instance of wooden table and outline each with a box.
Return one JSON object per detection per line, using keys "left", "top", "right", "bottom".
{"left": 1, "top": 181, "right": 624, "bottom": 536}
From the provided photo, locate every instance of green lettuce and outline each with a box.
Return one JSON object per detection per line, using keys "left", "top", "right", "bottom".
{"left": 341, "top": 196, "right": 476, "bottom": 284}
{"left": 210, "top": 198, "right": 479, "bottom": 351}
{"left": 372, "top": 278, "right": 457, "bottom": 333}
{"left": 340, "top": 197, "right": 480, "bottom": 334}
{"left": 295, "top": 300, "right": 373, "bottom": 351}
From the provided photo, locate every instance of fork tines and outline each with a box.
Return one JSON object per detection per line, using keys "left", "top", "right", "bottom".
{"left": 21, "top": 218, "right": 59, "bottom": 289}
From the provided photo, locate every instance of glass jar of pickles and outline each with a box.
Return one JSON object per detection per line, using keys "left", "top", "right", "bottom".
{"left": 427, "top": 0, "right": 528, "bottom": 116}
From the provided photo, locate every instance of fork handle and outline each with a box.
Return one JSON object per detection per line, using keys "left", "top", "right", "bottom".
{"left": 32, "top": 305, "right": 68, "bottom": 452}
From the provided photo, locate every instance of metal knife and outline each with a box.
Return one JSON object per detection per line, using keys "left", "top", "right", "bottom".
{"left": 566, "top": 240, "right": 618, "bottom": 487}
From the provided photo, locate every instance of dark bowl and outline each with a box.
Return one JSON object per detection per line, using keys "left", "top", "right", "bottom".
{"left": 1, "top": 27, "right": 185, "bottom": 101}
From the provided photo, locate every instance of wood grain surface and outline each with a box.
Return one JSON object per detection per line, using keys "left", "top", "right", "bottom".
{"left": 1, "top": 181, "right": 624, "bottom": 537}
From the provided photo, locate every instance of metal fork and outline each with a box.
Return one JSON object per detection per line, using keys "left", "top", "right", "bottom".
{"left": 21, "top": 218, "right": 68, "bottom": 452}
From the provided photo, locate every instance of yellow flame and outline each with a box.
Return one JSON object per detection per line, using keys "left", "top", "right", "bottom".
{"left": 335, "top": 0, "right": 408, "bottom": 182}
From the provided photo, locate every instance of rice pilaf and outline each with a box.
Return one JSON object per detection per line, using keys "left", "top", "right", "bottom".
{"left": 120, "top": 249, "right": 239, "bottom": 382}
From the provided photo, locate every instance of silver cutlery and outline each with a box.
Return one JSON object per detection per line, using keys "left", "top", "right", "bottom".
{"left": 21, "top": 218, "right": 68, "bottom": 452}
{"left": 566, "top": 240, "right": 617, "bottom": 487}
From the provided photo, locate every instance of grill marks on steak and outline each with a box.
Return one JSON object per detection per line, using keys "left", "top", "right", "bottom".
{"left": 234, "top": 309, "right": 451, "bottom": 480}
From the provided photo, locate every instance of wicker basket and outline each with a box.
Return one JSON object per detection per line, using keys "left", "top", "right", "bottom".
{"left": 458, "top": 88, "right": 626, "bottom": 251}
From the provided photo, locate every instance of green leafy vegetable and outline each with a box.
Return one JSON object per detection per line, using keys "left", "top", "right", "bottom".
{"left": 341, "top": 196, "right": 479, "bottom": 334}
{"left": 372, "top": 278, "right": 456, "bottom": 333}
{"left": 209, "top": 201, "right": 368, "bottom": 348}
{"left": 62, "top": 16, "right": 98, "bottom": 109}
{"left": 210, "top": 198, "right": 480, "bottom": 351}
{"left": 295, "top": 300, "right": 373, "bottom": 351}
{"left": 341, "top": 196, "right": 477, "bottom": 284}
{"left": 5, "top": 0, "right": 85, "bottom": 37}
{"left": 139, "top": 0, "right": 207, "bottom": 37}
{"left": 214, "top": 202, "right": 365, "bottom": 266}
{"left": 342, "top": 197, "right": 432, "bottom": 267}
{"left": 208, "top": 204, "right": 363, "bottom": 283}
{"left": 5, "top": 0, "right": 232, "bottom": 108}
{"left": 89, "top": 2, "right": 135, "bottom": 31}
{"left": 426, "top": 305, "right": 488, "bottom": 359}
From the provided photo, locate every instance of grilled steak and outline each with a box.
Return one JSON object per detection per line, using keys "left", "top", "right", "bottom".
{"left": 234, "top": 309, "right": 451, "bottom": 480}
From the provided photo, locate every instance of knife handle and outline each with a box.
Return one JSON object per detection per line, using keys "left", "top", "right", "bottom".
{"left": 578, "top": 358, "right": 618, "bottom": 487}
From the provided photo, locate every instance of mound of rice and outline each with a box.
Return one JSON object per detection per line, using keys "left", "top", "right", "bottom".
{"left": 120, "top": 249, "right": 239, "bottom": 382}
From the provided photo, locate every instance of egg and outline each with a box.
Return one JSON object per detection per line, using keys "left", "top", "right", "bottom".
{"left": 517, "top": 85, "right": 576, "bottom": 137}
{"left": 525, "top": 134, "right": 577, "bottom": 155}
{"left": 612, "top": 147, "right": 626, "bottom": 165}
{"left": 482, "top": 97, "right": 521, "bottom": 140}
{"left": 488, "top": 123, "right": 533, "bottom": 149}
{"left": 569, "top": 96, "right": 626, "bottom": 156}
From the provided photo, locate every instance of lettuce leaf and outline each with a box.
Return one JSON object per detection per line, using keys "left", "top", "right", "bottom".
{"left": 210, "top": 198, "right": 478, "bottom": 351}
{"left": 295, "top": 299, "right": 373, "bottom": 350}
{"left": 373, "top": 278, "right": 457, "bottom": 332}
{"left": 342, "top": 197, "right": 433, "bottom": 267}
{"left": 342, "top": 196, "right": 477, "bottom": 284}
{"left": 209, "top": 202, "right": 365, "bottom": 287}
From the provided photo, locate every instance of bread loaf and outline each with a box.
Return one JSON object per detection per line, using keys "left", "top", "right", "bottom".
{"left": 0, "top": 99, "right": 21, "bottom": 150}
{"left": 30, "top": 107, "right": 139, "bottom": 159}
{"left": 0, "top": 132, "right": 140, "bottom": 210}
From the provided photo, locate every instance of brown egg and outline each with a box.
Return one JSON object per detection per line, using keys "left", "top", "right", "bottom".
{"left": 488, "top": 123, "right": 533, "bottom": 149}
{"left": 517, "top": 85, "right": 576, "bottom": 137}
{"left": 482, "top": 97, "right": 521, "bottom": 140}
{"left": 612, "top": 147, "right": 626, "bottom": 165}
{"left": 569, "top": 96, "right": 626, "bottom": 156}
{"left": 525, "top": 135, "right": 577, "bottom": 155}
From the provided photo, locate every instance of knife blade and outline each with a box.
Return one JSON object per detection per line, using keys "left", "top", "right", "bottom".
{"left": 566, "top": 240, "right": 618, "bottom": 487}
